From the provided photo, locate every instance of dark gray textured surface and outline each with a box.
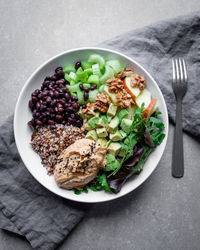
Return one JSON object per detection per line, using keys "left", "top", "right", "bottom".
{"left": 1, "top": 1, "right": 200, "bottom": 250}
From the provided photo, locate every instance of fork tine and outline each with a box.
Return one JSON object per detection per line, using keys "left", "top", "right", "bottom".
{"left": 178, "top": 58, "right": 184, "bottom": 83}
{"left": 182, "top": 59, "right": 187, "bottom": 83}
{"left": 175, "top": 59, "right": 180, "bottom": 83}
{"left": 172, "top": 59, "right": 176, "bottom": 84}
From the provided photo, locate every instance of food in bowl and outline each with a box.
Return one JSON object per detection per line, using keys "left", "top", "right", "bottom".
{"left": 27, "top": 53, "right": 165, "bottom": 194}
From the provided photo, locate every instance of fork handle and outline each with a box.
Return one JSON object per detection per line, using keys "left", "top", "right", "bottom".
{"left": 172, "top": 98, "right": 184, "bottom": 177}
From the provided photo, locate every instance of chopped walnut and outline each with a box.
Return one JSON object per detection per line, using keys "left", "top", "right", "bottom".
{"left": 82, "top": 103, "right": 96, "bottom": 116}
{"left": 116, "top": 90, "right": 134, "bottom": 108}
{"left": 130, "top": 74, "right": 146, "bottom": 90}
{"left": 107, "top": 77, "right": 124, "bottom": 93}
{"left": 82, "top": 93, "right": 110, "bottom": 115}
{"left": 118, "top": 68, "right": 134, "bottom": 79}
{"left": 95, "top": 93, "right": 111, "bottom": 113}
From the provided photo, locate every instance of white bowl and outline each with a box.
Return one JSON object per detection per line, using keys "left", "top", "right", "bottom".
{"left": 14, "top": 47, "right": 168, "bottom": 203}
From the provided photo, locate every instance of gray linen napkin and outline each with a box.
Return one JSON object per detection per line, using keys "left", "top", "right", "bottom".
{"left": 0, "top": 12, "right": 200, "bottom": 250}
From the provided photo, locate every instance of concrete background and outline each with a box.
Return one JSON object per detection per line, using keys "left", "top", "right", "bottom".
{"left": 0, "top": 0, "right": 200, "bottom": 249}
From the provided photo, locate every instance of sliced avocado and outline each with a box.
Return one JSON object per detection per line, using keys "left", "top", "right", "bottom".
{"left": 85, "top": 130, "right": 98, "bottom": 141}
{"left": 108, "top": 142, "right": 122, "bottom": 156}
{"left": 126, "top": 105, "right": 137, "bottom": 120}
{"left": 120, "top": 118, "right": 133, "bottom": 133}
{"left": 106, "top": 115, "right": 112, "bottom": 122}
{"left": 97, "top": 138, "right": 108, "bottom": 147}
{"left": 88, "top": 116, "right": 100, "bottom": 129}
{"left": 108, "top": 116, "right": 120, "bottom": 133}
{"left": 83, "top": 122, "right": 93, "bottom": 131}
{"left": 117, "top": 109, "right": 129, "bottom": 122}
{"left": 110, "top": 130, "right": 123, "bottom": 141}
{"left": 119, "top": 130, "right": 127, "bottom": 139}
{"left": 107, "top": 103, "right": 118, "bottom": 117}
{"left": 96, "top": 127, "right": 108, "bottom": 138}
{"left": 106, "top": 140, "right": 112, "bottom": 147}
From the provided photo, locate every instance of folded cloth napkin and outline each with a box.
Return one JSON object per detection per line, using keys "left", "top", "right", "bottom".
{"left": 0, "top": 12, "right": 200, "bottom": 250}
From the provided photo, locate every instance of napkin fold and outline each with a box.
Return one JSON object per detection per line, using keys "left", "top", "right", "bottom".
{"left": 0, "top": 12, "right": 200, "bottom": 250}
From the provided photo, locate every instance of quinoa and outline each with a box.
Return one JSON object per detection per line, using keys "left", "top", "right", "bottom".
{"left": 30, "top": 124, "right": 85, "bottom": 174}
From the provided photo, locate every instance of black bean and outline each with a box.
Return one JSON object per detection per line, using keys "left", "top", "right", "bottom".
{"left": 40, "top": 105, "right": 46, "bottom": 111}
{"left": 56, "top": 79, "right": 65, "bottom": 85}
{"left": 84, "top": 92, "right": 89, "bottom": 101}
{"left": 29, "top": 100, "right": 33, "bottom": 109}
{"left": 34, "top": 89, "right": 40, "bottom": 95}
{"left": 55, "top": 67, "right": 62, "bottom": 73}
{"left": 38, "top": 93, "right": 42, "bottom": 99}
{"left": 48, "top": 120, "right": 55, "bottom": 125}
{"left": 27, "top": 120, "right": 33, "bottom": 128}
{"left": 50, "top": 100, "right": 56, "bottom": 107}
{"left": 90, "top": 84, "right": 97, "bottom": 90}
{"left": 58, "top": 107, "right": 64, "bottom": 113}
{"left": 76, "top": 120, "right": 82, "bottom": 127}
{"left": 54, "top": 91, "right": 59, "bottom": 98}
{"left": 50, "top": 114, "right": 55, "bottom": 119}
{"left": 66, "top": 122, "right": 71, "bottom": 126}
{"left": 75, "top": 61, "right": 81, "bottom": 70}
{"left": 36, "top": 102, "right": 40, "bottom": 110}
{"left": 65, "top": 103, "right": 71, "bottom": 108}
{"left": 79, "top": 84, "right": 84, "bottom": 91}
{"left": 45, "top": 76, "right": 51, "bottom": 81}
{"left": 50, "top": 75, "right": 57, "bottom": 81}
{"left": 84, "top": 87, "right": 89, "bottom": 92}
{"left": 68, "top": 118, "right": 76, "bottom": 125}
{"left": 49, "top": 91, "right": 54, "bottom": 97}
{"left": 56, "top": 103, "right": 62, "bottom": 108}
{"left": 42, "top": 117, "right": 47, "bottom": 123}
{"left": 32, "top": 96, "right": 38, "bottom": 103}
{"left": 35, "top": 112, "right": 40, "bottom": 118}
{"left": 62, "top": 120, "right": 66, "bottom": 125}
{"left": 56, "top": 115, "right": 63, "bottom": 121}
{"left": 81, "top": 104, "right": 86, "bottom": 109}
{"left": 50, "top": 125, "right": 56, "bottom": 130}
{"left": 66, "top": 107, "right": 73, "bottom": 113}
{"left": 46, "top": 96, "right": 51, "bottom": 104}
{"left": 72, "top": 103, "right": 80, "bottom": 111}
{"left": 56, "top": 71, "right": 64, "bottom": 78}
{"left": 36, "top": 120, "right": 43, "bottom": 126}
{"left": 70, "top": 114, "right": 75, "bottom": 119}
{"left": 45, "top": 111, "right": 50, "bottom": 117}
{"left": 62, "top": 88, "right": 68, "bottom": 93}
{"left": 71, "top": 96, "right": 78, "bottom": 102}
{"left": 63, "top": 93, "right": 70, "bottom": 101}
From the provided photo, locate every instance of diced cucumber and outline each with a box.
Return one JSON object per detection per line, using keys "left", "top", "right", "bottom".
{"left": 63, "top": 64, "right": 75, "bottom": 73}
{"left": 64, "top": 73, "right": 71, "bottom": 82}
{"left": 92, "top": 64, "right": 101, "bottom": 76}
{"left": 70, "top": 80, "right": 76, "bottom": 86}
{"left": 106, "top": 59, "right": 124, "bottom": 74}
{"left": 66, "top": 83, "right": 80, "bottom": 93}
{"left": 88, "top": 75, "right": 100, "bottom": 87}
{"left": 100, "top": 65, "right": 114, "bottom": 84}
{"left": 69, "top": 72, "right": 78, "bottom": 82}
{"left": 88, "top": 54, "right": 105, "bottom": 69}
{"left": 76, "top": 67, "right": 88, "bottom": 82}
{"left": 84, "top": 68, "right": 93, "bottom": 76}
{"left": 83, "top": 83, "right": 91, "bottom": 88}
{"left": 89, "top": 90, "right": 99, "bottom": 103}
{"left": 81, "top": 61, "right": 92, "bottom": 70}
{"left": 77, "top": 89, "right": 85, "bottom": 104}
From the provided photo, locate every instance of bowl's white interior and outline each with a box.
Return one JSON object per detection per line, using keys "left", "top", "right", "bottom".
{"left": 14, "top": 47, "right": 168, "bottom": 203}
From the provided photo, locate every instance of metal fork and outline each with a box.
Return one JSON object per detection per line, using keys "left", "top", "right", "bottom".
{"left": 172, "top": 58, "right": 188, "bottom": 178}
